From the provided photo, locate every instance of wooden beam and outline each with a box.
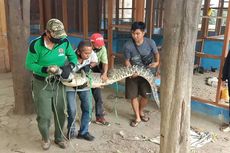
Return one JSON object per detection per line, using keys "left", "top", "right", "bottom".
{"left": 195, "top": 52, "right": 222, "bottom": 59}
{"left": 62, "top": 0, "right": 68, "bottom": 32}
{"left": 82, "top": 0, "right": 88, "bottom": 39}
{"left": 205, "top": 35, "right": 225, "bottom": 41}
{"left": 201, "top": 15, "right": 226, "bottom": 19}
{"left": 111, "top": 24, "right": 131, "bottom": 29}
{"left": 192, "top": 96, "right": 229, "bottom": 109}
{"left": 107, "top": 0, "right": 113, "bottom": 69}
{"left": 216, "top": 0, "right": 230, "bottom": 103}
{"left": 0, "top": 0, "right": 10, "bottom": 72}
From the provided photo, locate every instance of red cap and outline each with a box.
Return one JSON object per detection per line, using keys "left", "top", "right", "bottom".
{"left": 90, "top": 33, "right": 105, "bottom": 48}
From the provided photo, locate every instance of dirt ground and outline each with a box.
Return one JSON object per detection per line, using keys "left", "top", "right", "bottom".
{"left": 0, "top": 72, "right": 230, "bottom": 153}
{"left": 192, "top": 71, "right": 219, "bottom": 101}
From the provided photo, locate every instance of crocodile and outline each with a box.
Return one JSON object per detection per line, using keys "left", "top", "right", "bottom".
{"left": 61, "top": 65, "right": 160, "bottom": 108}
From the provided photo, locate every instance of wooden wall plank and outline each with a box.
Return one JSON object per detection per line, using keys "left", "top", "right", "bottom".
{"left": 83, "top": 0, "right": 88, "bottom": 39}
{"left": 62, "top": 0, "right": 68, "bottom": 32}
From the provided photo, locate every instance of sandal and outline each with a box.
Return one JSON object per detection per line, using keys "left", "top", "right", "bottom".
{"left": 130, "top": 120, "right": 141, "bottom": 127}
{"left": 140, "top": 115, "right": 150, "bottom": 122}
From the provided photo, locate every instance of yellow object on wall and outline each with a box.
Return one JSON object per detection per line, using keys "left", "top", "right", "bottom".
{"left": 220, "top": 87, "right": 229, "bottom": 102}
{"left": 207, "top": 8, "right": 212, "bottom": 16}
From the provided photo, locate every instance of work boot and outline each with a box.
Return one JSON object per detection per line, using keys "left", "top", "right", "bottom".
{"left": 42, "top": 139, "right": 51, "bottom": 150}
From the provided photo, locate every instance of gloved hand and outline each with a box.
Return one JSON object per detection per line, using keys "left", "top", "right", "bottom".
{"left": 80, "top": 64, "right": 91, "bottom": 73}
{"left": 60, "top": 64, "right": 73, "bottom": 79}
{"left": 47, "top": 65, "right": 60, "bottom": 74}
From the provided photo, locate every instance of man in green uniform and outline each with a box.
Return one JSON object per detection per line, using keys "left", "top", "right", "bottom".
{"left": 25, "top": 18, "right": 77, "bottom": 150}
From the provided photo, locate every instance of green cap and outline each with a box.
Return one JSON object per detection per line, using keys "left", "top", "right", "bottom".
{"left": 46, "top": 18, "right": 67, "bottom": 39}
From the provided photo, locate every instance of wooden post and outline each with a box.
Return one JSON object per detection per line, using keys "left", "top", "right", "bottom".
{"left": 107, "top": 0, "right": 113, "bottom": 69}
{"left": 201, "top": 0, "right": 210, "bottom": 37}
{"left": 160, "top": 0, "right": 201, "bottom": 153}
{"left": 216, "top": 1, "right": 230, "bottom": 103}
{"left": 83, "top": 0, "right": 88, "bottom": 39}
{"left": 146, "top": 0, "right": 155, "bottom": 38}
{"left": 132, "top": 0, "right": 136, "bottom": 20}
{"left": 0, "top": 0, "right": 10, "bottom": 72}
{"left": 215, "top": 0, "right": 224, "bottom": 35}
{"left": 7, "top": 0, "right": 34, "bottom": 114}
{"left": 159, "top": 0, "right": 164, "bottom": 28}
{"left": 115, "top": 0, "right": 119, "bottom": 26}
{"left": 134, "top": 0, "right": 145, "bottom": 21}
{"left": 197, "top": 0, "right": 210, "bottom": 66}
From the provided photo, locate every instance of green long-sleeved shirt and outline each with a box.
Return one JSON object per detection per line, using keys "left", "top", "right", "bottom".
{"left": 25, "top": 35, "right": 78, "bottom": 77}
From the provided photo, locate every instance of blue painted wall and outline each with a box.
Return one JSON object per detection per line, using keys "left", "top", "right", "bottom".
{"left": 201, "top": 40, "right": 223, "bottom": 70}
{"left": 201, "top": 38, "right": 230, "bottom": 70}
{"left": 191, "top": 100, "right": 229, "bottom": 123}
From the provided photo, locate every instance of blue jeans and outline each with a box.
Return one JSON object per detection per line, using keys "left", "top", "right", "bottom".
{"left": 66, "top": 90, "right": 91, "bottom": 136}
{"left": 92, "top": 88, "right": 104, "bottom": 118}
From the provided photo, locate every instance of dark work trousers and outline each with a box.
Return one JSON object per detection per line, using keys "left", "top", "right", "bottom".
{"left": 91, "top": 63, "right": 105, "bottom": 118}
{"left": 92, "top": 88, "right": 104, "bottom": 118}
{"left": 32, "top": 77, "right": 66, "bottom": 142}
